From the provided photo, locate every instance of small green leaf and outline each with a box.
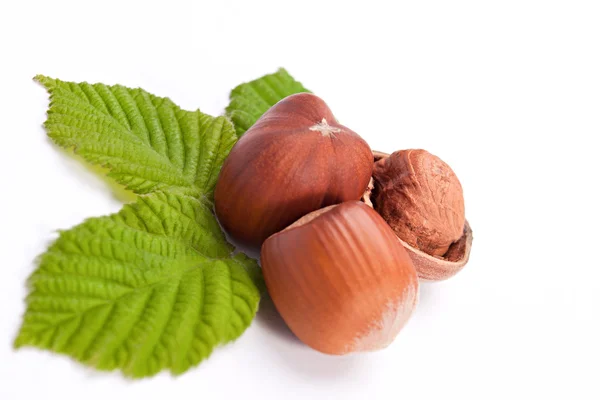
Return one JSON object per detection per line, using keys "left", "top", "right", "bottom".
{"left": 226, "top": 68, "right": 310, "bottom": 136}
{"left": 15, "top": 192, "right": 261, "bottom": 378}
{"left": 36, "top": 76, "right": 237, "bottom": 200}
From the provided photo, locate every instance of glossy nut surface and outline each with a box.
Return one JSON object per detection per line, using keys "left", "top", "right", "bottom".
{"left": 261, "top": 201, "right": 419, "bottom": 355}
{"left": 215, "top": 93, "right": 373, "bottom": 249}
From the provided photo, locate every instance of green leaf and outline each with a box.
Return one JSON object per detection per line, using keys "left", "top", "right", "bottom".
{"left": 36, "top": 76, "right": 238, "bottom": 200}
{"left": 15, "top": 191, "right": 262, "bottom": 378}
{"left": 226, "top": 68, "right": 310, "bottom": 136}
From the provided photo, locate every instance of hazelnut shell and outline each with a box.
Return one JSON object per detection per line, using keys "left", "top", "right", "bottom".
{"left": 398, "top": 220, "right": 473, "bottom": 281}
{"left": 214, "top": 93, "right": 373, "bottom": 249}
{"left": 261, "top": 201, "right": 419, "bottom": 355}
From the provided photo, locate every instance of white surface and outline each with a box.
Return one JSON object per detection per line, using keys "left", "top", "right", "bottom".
{"left": 1, "top": 0, "right": 599, "bottom": 399}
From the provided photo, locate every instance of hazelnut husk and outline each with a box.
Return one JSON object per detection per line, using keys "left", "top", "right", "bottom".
{"left": 367, "top": 150, "right": 473, "bottom": 281}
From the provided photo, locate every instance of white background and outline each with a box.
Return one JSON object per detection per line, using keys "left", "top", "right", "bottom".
{"left": 1, "top": 1, "right": 599, "bottom": 399}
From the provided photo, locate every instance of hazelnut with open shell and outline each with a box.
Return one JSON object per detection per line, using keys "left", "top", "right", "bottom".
{"left": 368, "top": 150, "right": 473, "bottom": 281}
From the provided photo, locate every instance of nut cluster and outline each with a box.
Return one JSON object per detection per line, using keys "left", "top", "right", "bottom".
{"left": 215, "top": 93, "right": 472, "bottom": 355}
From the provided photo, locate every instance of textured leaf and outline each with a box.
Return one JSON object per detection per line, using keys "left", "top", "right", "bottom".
{"left": 15, "top": 192, "right": 261, "bottom": 377}
{"left": 226, "top": 68, "right": 310, "bottom": 136}
{"left": 36, "top": 76, "right": 237, "bottom": 200}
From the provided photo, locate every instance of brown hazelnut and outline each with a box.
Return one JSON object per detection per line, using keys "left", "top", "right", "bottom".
{"left": 369, "top": 150, "right": 473, "bottom": 281}
{"left": 261, "top": 201, "right": 419, "bottom": 355}
{"left": 214, "top": 93, "right": 373, "bottom": 249}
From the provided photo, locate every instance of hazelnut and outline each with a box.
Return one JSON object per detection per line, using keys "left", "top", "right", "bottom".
{"left": 261, "top": 201, "right": 419, "bottom": 355}
{"left": 369, "top": 150, "right": 473, "bottom": 281}
{"left": 215, "top": 93, "right": 372, "bottom": 249}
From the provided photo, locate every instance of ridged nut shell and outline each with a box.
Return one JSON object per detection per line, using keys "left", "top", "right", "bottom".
{"left": 261, "top": 201, "right": 419, "bottom": 355}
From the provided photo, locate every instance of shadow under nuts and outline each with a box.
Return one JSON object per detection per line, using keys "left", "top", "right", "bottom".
{"left": 261, "top": 201, "right": 419, "bottom": 355}
{"left": 368, "top": 150, "right": 473, "bottom": 281}
{"left": 215, "top": 93, "right": 373, "bottom": 249}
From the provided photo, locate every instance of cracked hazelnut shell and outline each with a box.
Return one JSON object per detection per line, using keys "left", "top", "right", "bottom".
{"left": 261, "top": 201, "right": 419, "bottom": 355}
{"left": 214, "top": 93, "right": 373, "bottom": 249}
{"left": 369, "top": 150, "right": 473, "bottom": 281}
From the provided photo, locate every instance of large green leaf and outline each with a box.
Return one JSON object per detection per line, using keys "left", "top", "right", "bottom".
{"left": 36, "top": 76, "right": 237, "bottom": 200}
{"left": 17, "top": 70, "right": 311, "bottom": 378}
{"left": 15, "top": 191, "right": 261, "bottom": 377}
{"left": 226, "top": 68, "right": 310, "bottom": 136}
